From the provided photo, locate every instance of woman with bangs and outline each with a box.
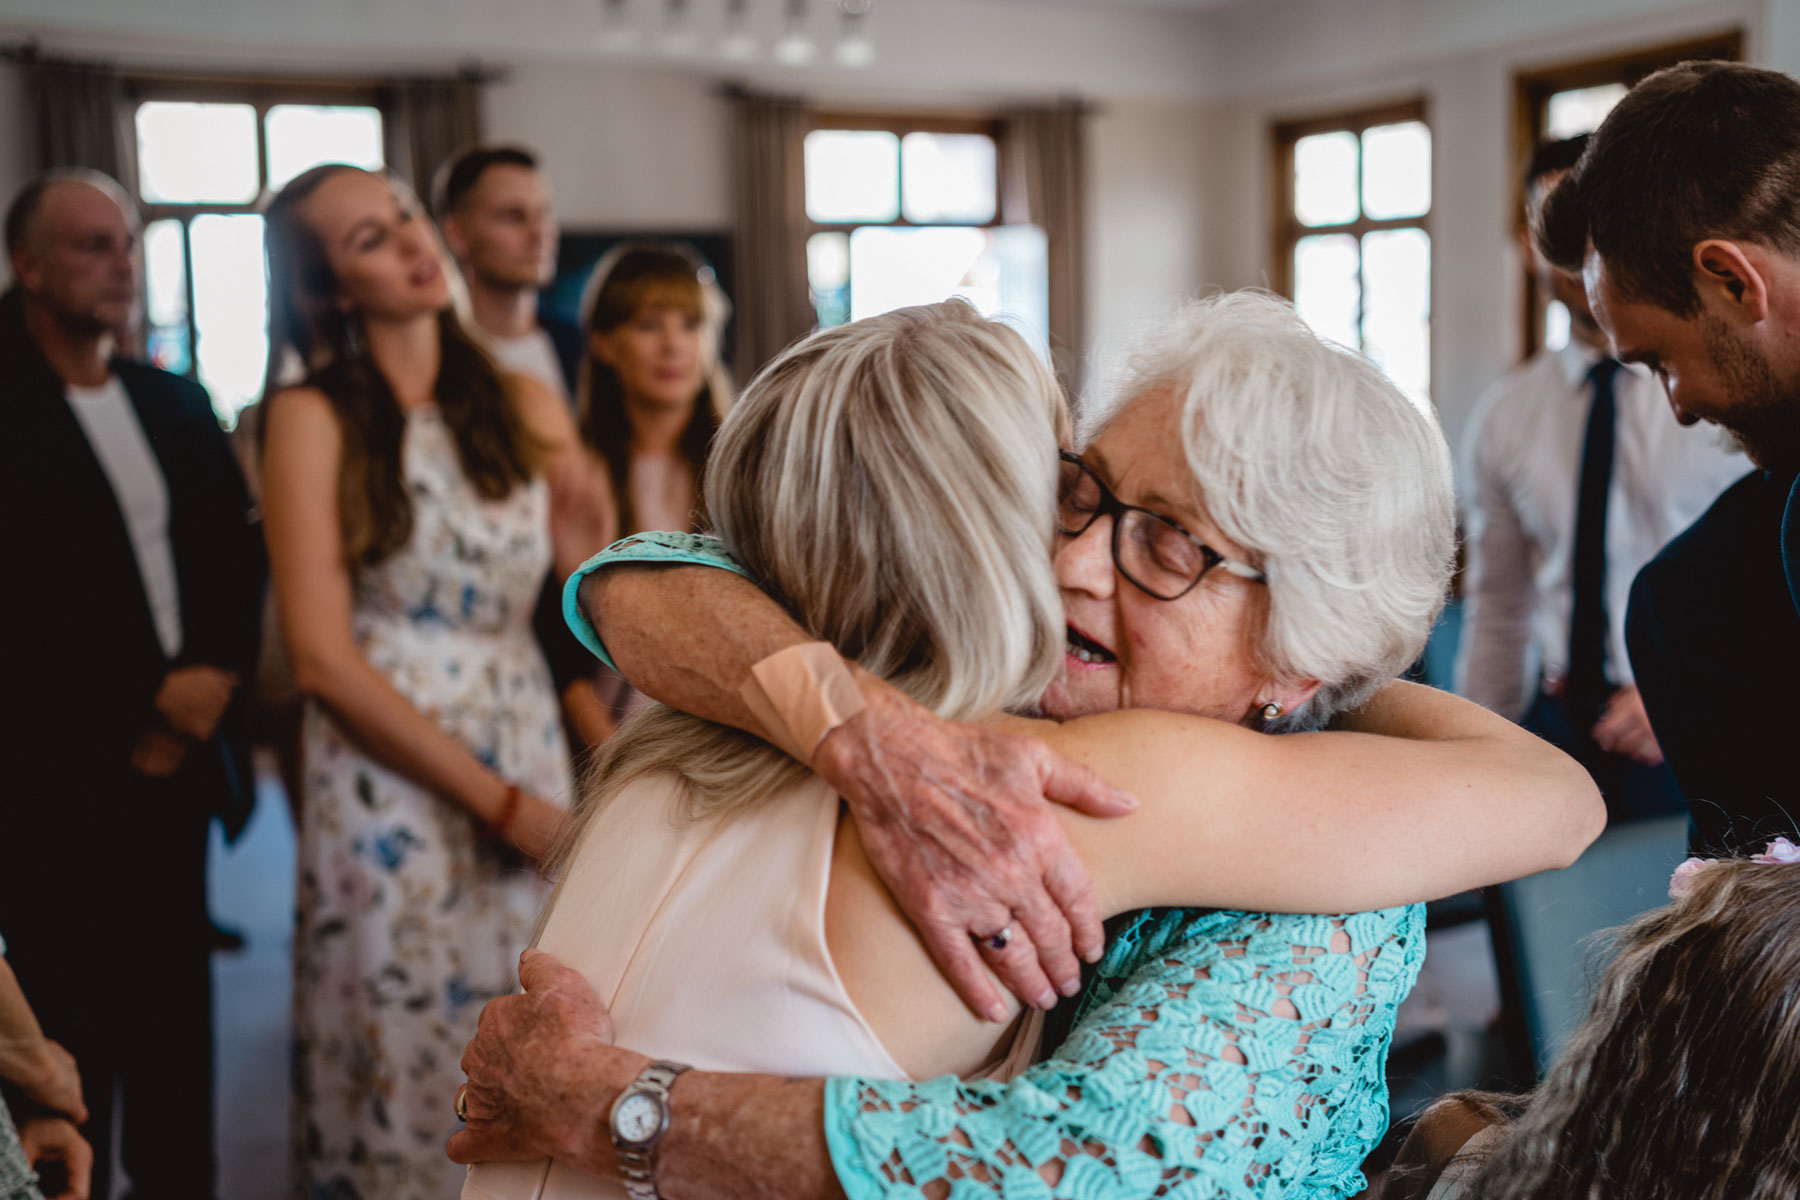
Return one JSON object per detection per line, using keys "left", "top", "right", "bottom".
{"left": 569, "top": 242, "right": 732, "bottom": 736}
{"left": 257, "top": 164, "right": 609, "bottom": 1200}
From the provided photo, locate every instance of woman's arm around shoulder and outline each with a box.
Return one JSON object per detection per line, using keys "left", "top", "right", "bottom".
{"left": 1011, "top": 680, "right": 1604, "bottom": 916}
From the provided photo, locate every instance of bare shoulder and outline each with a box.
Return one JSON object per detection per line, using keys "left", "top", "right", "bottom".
{"left": 507, "top": 371, "right": 577, "bottom": 442}
{"left": 262, "top": 385, "right": 344, "bottom": 452}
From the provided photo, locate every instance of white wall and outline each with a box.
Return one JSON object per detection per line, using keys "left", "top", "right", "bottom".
{"left": 1084, "top": 100, "right": 1211, "bottom": 356}
{"left": 1198, "top": 0, "right": 1763, "bottom": 460}
{"left": 482, "top": 61, "right": 732, "bottom": 229}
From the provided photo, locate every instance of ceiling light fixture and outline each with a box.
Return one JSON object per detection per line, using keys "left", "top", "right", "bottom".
{"left": 834, "top": 0, "right": 873, "bottom": 68}
{"left": 720, "top": 0, "right": 758, "bottom": 60}
{"left": 773, "top": 0, "right": 817, "bottom": 67}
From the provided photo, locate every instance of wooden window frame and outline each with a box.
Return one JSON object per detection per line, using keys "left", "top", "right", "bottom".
{"left": 125, "top": 72, "right": 389, "bottom": 393}
{"left": 1270, "top": 98, "right": 1432, "bottom": 397}
{"left": 804, "top": 109, "right": 1005, "bottom": 234}
{"left": 1510, "top": 29, "right": 1743, "bottom": 359}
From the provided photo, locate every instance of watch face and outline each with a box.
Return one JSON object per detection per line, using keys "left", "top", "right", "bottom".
{"left": 614, "top": 1092, "right": 663, "bottom": 1145}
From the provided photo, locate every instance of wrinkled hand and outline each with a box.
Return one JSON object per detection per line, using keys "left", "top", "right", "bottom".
{"left": 448, "top": 949, "right": 641, "bottom": 1177}
{"left": 129, "top": 727, "right": 190, "bottom": 778}
{"left": 814, "top": 683, "right": 1137, "bottom": 1022}
{"left": 16, "top": 1039, "right": 86, "bottom": 1124}
{"left": 1592, "top": 685, "right": 1663, "bottom": 766}
{"left": 154, "top": 666, "right": 238, "bottom": 741}
{"left": 18, "top": 1117, "right": 92, "bottom": 1200}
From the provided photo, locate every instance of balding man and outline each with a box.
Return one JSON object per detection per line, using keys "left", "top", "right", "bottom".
{"left": 0, "top": 170, "right": 264, "bottom": 1200}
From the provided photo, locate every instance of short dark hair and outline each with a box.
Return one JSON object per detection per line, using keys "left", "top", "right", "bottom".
{"left": 5, "top": 168, "right": 131, "bottom": 252}
{"left": 430, "top": 144, "right": 539, "bottom": 218}
{"left": 1537, "top": 61, "right": 1800, "bottom": 316}
{"left": 1523, "top": 134, "right": 1589, "bottom": 219}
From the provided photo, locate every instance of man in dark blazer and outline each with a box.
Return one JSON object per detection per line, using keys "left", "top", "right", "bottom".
{"left": 0, "top": 170, "right": 264, "bottom": 1200}
{"left": 1535, "top": 62, "right": 1800, "bottom": 854}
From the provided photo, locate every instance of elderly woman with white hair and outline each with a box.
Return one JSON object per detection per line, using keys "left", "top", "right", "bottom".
{"left": 452, "top": 292, "right": 1602, "bottom": 1200}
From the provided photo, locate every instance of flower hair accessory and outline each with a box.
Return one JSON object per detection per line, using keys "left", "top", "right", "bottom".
{"left": 1669, "top": 836, "right": 1800, "bottom": 900}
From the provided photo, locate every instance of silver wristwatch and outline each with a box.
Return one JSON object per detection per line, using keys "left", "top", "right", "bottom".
{"left": 609, "top": 1059, "right": 690, "bottom": 1200}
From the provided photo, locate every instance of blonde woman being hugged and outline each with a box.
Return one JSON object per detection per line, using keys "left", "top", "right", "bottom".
{"left": 570, "top": 243, "right": 730, "bottom": 739}
{"left": 259, "top": 165, "right": 606, "bottom": 1200}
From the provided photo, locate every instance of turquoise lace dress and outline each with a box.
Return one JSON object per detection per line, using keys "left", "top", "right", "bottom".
{"left": 565, "top": 536, "right": 1428, "bottom": 1199}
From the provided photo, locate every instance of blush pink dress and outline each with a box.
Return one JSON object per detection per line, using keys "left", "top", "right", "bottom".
{"left": 461, "top": 771, "right": 914, "bottom": 1200}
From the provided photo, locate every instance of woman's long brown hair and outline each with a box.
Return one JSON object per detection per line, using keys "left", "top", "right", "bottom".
{"left": 262, "top": 164, "right": 539, "bottom": 567}
{"left": 575, "top": 241, "right": 729, "bottom": 535}
{"left": 1383, "top": 859, "right": 1800, "bottom": 1200}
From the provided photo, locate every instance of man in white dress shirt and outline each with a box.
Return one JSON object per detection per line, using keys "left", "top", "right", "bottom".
{"left": 0, "top": 170, "right": 263, "bottom": 1200}
{"left": 434, "top": 144, "right": 582, "bottom": 401}
{"left": 1458, "top": 137, "right": 1748, "bottom": 819}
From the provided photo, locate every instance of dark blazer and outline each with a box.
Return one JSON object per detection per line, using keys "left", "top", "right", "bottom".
{"left": 1, "top": 289, "right": 266, "bottom": 857}
{"left": 1626, "top": 466, "right": 1798, "bottom": 855}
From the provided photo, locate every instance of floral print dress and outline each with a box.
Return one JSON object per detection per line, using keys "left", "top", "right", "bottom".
{"left": 292, "top": 407, "right": 572, "bottom": 1200}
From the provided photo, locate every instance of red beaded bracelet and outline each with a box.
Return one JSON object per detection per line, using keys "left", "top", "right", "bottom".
{"left": 484, "top": 783, "right": 522, "bottom": 842}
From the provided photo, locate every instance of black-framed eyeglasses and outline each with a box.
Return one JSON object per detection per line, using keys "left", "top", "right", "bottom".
{"left": 1057, "top": 450, "right": 1266, "bottom": 600}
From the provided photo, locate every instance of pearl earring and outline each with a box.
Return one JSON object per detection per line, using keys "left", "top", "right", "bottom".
{"left": 1260, "top": 702, "right": 1283, "bottom": 721}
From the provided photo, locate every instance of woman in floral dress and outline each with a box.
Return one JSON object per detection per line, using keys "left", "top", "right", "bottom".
{"left": 259, "top": 165, "right": 609, "bottom": 1200}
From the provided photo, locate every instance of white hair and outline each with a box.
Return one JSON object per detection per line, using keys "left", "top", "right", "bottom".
{"left": 1082, "top": 290, "right": 1456, "bottom": 730}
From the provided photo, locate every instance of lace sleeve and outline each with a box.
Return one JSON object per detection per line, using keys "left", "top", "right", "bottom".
{"left": 559, "top": 532, "right": 750, "bottom": 668}
{"left": 824, "top": 904, "right": 1426, "bottom": 1200}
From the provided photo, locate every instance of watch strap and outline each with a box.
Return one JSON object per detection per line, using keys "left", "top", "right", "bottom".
{"left": 613, "top": 1059, "right": 690, "bottom": 1200}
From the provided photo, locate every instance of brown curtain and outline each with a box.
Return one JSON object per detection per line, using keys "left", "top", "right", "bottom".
{"left": 387, "top": 74, "right": 483, "bottom": 202}
{"left": 24, "top": 55, "right": 138, "bottom": 192}
{"left": 1001, "top": 100, "right": 1088, "bottom": 392}
{"left": 731, "top": 89, "right": 815, "bottom": 382}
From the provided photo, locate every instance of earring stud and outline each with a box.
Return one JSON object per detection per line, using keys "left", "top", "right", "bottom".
{"left": 1260, "top": 702, "right": 1282, "bottom": 721}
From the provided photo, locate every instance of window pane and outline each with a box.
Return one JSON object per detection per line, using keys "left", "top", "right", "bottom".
{"left": 265, "top": 105, "right": 384, "bottom": 191}
{"left": 807, "top": 231, "right": 851, "bottom": 328}
{"left": 190, "top": 214, "right": 269, "bottom": 426}
{"left": 1361, "top": 121, "right": 1430, "bottom": 221}
{"left": 901, "top": 132, "right": 997, "bottom": 225}
{"left": 1294, "top": 130, "right": 1359, "bottom": 227}
{"left": 1545, "top": 83, "right": 1628, "bottom": 140}
{"left": 1362, "top": 228, "right": 1432, "bottom": 406}
{"left": 142, "top": 218, "right": 192, "bottom": 377}
{"left": 136, "top": 102, "right": 259, "bottom": 204}
{"left": 805, "top": 130, "right": 900, "bottom": 223}
{"left": 1293, "top": 233, "right": 1360, "bottom": 350}
{"left": 847, "top": 225, "right": 1050, "bottom": 358}
{"left": 1544, "top": 298, "right": 1571, "bottom": 352}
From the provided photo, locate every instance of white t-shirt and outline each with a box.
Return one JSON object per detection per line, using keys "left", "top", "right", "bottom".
{"left": 66, "top": 377, "right": 184, "bottom": 658}
{"left": 487, "top": 328, "right": 570, "bottom": 407}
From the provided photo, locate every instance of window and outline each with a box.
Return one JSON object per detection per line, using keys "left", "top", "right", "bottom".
{"left": 1274, "top": 101, "right": 1432, "bottom": 407}
{"left": 1512, "top": 31, "right": 1741, "bottom": 357}
{"left": 133, "top": 82, "right": 386, "bottom": 425}
{"left": 802, "top": 114, "right": 1050, "bottom": 360}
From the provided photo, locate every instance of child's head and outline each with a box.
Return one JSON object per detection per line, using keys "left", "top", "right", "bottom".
{"left": 1433, "top": 849, "right": 1800, "bottom": 1199}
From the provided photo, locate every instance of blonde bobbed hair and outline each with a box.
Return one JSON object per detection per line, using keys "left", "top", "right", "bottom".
{"left": 559, "top": 299, "right": 1066, "bottom": 854}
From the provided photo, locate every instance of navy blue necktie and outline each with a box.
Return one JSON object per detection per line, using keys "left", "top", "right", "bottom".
{"left": 1567, "top": 358, "right": 1621, "bottom": 730}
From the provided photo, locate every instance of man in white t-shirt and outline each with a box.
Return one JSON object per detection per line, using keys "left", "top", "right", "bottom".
{"left": 1, "top": 170, "right": 264, "bottom": 1200}
{"left": 1457, "top": 136, "right": 1749, "bottom": 820}
{"left": 433, "top": 144, "right": 583, "bottom": 403}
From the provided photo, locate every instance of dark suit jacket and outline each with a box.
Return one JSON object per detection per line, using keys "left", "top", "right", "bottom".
{"left": 1626, "top": 466, "right": 1798, "bottom": 854}
{"left": 1, "top": 289, "right": 266, "bottom": 862}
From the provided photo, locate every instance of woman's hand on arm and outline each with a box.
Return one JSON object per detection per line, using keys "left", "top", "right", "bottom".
{"left": 262, "top": 389, "right": 565, "bottom": 855}
{"left": 578, "top": 562, "right": 1136, "bottom": 1018}
{"left": 1033, "top": 680, "right": 1605, "bottom": 916}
